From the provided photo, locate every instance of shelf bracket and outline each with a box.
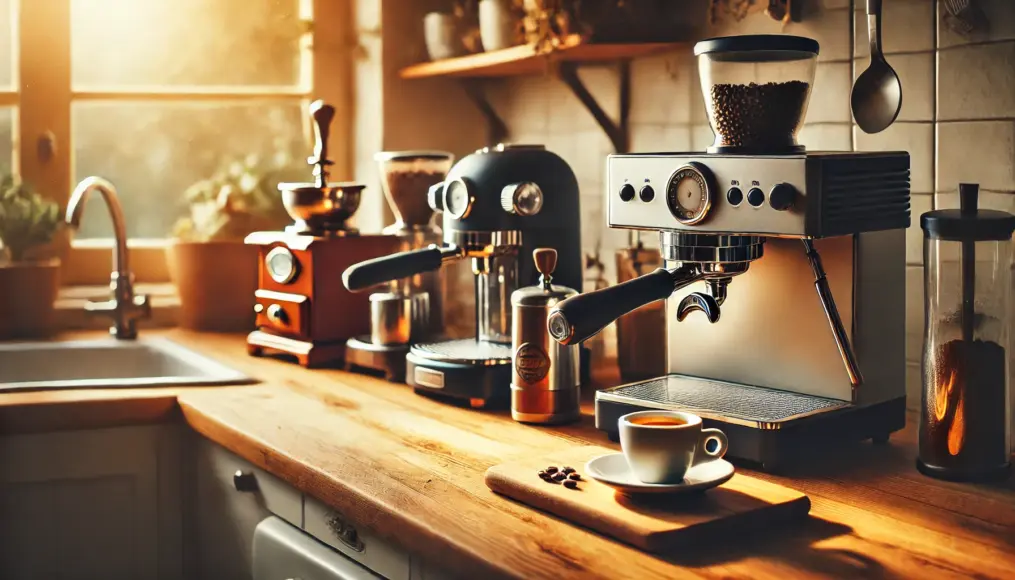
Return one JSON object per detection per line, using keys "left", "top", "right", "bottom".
{"left": 557, "top": 60, "right": 631, "bottom": 153}
{"left": 460, "top": 79, "right": 509, "bottom": 146}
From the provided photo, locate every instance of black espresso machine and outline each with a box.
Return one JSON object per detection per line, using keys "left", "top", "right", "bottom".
{"left": 343, "top": 144, "right": 582, "bottom": 407}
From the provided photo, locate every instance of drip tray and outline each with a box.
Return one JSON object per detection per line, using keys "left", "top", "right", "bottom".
{"left": 597, "top": 375, "right": 850, "bottom": 426}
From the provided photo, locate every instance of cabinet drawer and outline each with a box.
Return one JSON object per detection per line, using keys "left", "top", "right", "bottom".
{"left": 305, "top": 495, "right": 410, "bottom": 580}
{"left": 255, "top": 290, "right": 310, "bottom": 338}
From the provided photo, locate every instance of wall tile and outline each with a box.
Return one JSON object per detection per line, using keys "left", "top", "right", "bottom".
{"left": 906, "top": 362, "right": 922, "bottom": 412}
{"left": 939, "top": 0, "right": 1015, "bottom": 48}
{"left": 938, "top": 41, "right": 1015, "bottom": 121}
{"left": 629, "top": 52, "right": 695, "bottom": 125}
{"left": 934, "top": 190, "right": 1015, "bottom": 213}
{"left": 663, "top": 125, "right": 693, "bottom": 152}
{"left": 692, "top": 124, "right": 715, "bottom": 152}
{"left": 808, "top": 61, "right": 853, "bottom": 123}
{"left": 854, "top": 122, "right": 934, "bottom": 193}
{"left": 906, "top": 266, "right": 924, "bottom": 365}
{"left": 629, "top": 123, "right": 667, "bottom": 153}
{"left": 853, "top": 52, "right": 934, "bottom": 122}
{"left": 500, "top": 76, "right": 552, "bottom": 133}
{"left": 937, "top": 121, "right": 1015, "bottom": 193}
{"left": 714, "top": 6, "right": 852, "bottom": 62}
{"left": 797, "top": 123, "right": 852, "bottom": 150}
{"left": 908, "top": 194, "right": 932, "bottom": 266}
{"left": 854, "top": 0, "right": 935, "bottom": 56}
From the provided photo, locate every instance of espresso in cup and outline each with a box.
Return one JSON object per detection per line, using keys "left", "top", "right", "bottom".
{"left": 619, "top": 410, "right": 728, "bottom": 484}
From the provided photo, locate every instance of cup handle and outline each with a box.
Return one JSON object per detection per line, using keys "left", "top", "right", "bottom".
{"left": 696, "top": 428, "right": 729, "bottom": 464}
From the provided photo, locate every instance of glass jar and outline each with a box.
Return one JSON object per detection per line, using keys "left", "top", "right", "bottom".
{"left": 694, "top": 35, "right": 818, "bottom": 154}
{"left": 919, "top": 183, "right": 1015, "bottom": 481}
{"left": 374, "top": 151, "right": 454, "bottom": 232}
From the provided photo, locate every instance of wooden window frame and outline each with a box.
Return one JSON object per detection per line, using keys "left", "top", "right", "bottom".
{"left": 14, "top": 0, "right": 352, "bottom": 287}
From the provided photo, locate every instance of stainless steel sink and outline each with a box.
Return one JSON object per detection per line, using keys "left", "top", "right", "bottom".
{"left": 0, "top": 337, "right": 256, "bottom": 392}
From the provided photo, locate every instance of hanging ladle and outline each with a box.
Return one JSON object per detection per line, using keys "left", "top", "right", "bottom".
{"left": 851, "top": 0, "right": 902, "bottom": 133}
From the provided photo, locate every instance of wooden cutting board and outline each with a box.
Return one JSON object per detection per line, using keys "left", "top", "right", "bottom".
{"left": 484, "top": 445, "right": 810, "bottom": 553}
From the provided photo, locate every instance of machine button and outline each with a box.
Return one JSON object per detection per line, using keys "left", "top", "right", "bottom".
{"left": 769, "top": 183, "right": 797, "bottom": 211}
{"left": 619, "top": 183, "right": 636, "bottom": 202}
{"left": 639, "top": 185, "right": 655, "bottom": 202}
{"left": 726, "top": 187, "right": 744, "bottom": 206}
{"left": 747, "top": 187, "right": 765, "bottom": 207}
{"left": 266, "top": 304, "right": 288, "bottom": 326}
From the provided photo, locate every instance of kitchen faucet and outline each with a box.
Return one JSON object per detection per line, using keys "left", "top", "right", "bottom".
{"left": 65, "top": 177, "right": 150, "bottom": 339}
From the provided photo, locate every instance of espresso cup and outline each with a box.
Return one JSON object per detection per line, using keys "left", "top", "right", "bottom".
{"left": 618, "top": 410, "right": 729, "bottom": 484}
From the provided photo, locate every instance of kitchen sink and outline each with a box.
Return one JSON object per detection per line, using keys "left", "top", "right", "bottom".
{"left": 0, "top": 337, "right": 256, "bottom": 393}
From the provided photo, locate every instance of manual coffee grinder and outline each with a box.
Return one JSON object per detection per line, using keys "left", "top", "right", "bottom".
{"left": 343, "top": 144, "right": 582, "bottom": 407}
{"left": 547, "top": 35, "right": 912, "bottom": 470}
{"left": 247, "top": 100, "right": 399, "bottom": 367}
{"left": 344, "top": 151, "right": 454, "bottom": 381}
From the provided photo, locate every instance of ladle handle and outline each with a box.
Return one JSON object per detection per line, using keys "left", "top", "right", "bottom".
{"left": 343, "top": 246, "right": 455, "bottom": 292}
{"left": 867, "top": 0, "right": 882, "bottom": 57}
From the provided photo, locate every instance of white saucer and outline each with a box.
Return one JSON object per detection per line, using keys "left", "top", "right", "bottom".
{"left": 585, "top": 453, "right": 735, "bottom": 495}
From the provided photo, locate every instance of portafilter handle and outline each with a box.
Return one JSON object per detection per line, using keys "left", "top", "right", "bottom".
{"left": 548, "top": 265, "right": 704, "bottom": 346}
{"left": 343, "top": 245, "right": 462, "bottom": 292}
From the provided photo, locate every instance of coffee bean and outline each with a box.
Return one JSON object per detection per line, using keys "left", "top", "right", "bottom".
{"left": 563, "top": 479, "right": 579, "bottom": 489}
{"left": 709, "top": 81, "right": 809, "bottom": 150}
{"left": 562, "top": 467, "right": 575, "bottom": 475}
{"left": 545, "top": 466, "right": 559, "bottom": 474}
{"left": 544, "top": 477, "right": 559, "bottom": 484}
{"left": 552, "top": 472, "right": 567, "bottom": 482}
{"left": 537, "top": 471, "right": 548, "bottom": 479}
{"left": 568, "top": 473, "right": 581, "bottom": 481}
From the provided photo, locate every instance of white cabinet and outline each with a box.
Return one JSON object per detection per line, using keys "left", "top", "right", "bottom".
{"left": 0, "top": 425, "right": 183, "bottom": 580}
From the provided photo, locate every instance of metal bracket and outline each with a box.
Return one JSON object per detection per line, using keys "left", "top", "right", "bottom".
{"left": 460, "top": 78, "right": 509, "bottom": 146}
{"left": 556, "top": 60, "right": 631, "bottom": 153}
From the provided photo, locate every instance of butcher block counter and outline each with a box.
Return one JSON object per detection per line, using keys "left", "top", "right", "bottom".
{"left": 2, "top": 330, "right": 1014, "bottom": 579}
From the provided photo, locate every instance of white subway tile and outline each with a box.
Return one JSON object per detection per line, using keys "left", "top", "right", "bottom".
{"left": 663, "top": 125, "right": 693, "bottom": 152}
{"left": 939, "top": 0, "right": 1015, "bottom": 48}
{"left": 808, "top": 62, "right": 853, "bottom": 123}
{"left": 938, "top": 41, "right": 1015, "bottom": 121}
{"left": 712, "top": 7, "right": 851, "bottom": 62}
{"left": 797, "top": 123, "right": 852, "bottom": 150}
{"left": 854, "top": 122, "right": 934, "bottom": 193}
{"left": 501, "top": 76, "right": 552, "bottom": 133}
{"left": 934, "top": 190, "right": 1015, "bottom": 213}
{"left": 629, "top": 123, "right": 668, "bottom": 153}
{"left": 906, "top": 266, "right": 925, "bottom": 365}
{"left": 629, "top": 52, "right": 695, "bottom": 125}
{"left": 854, "top": 0, "right": 934, "bottom": 56}
{"left": 692, "top": 124, "right": 715, "bottom": 152}
{"left": 908, "top": 194, "right": 932, "bottom": 266}
{"left": 937, "top": 121, "right": 1015, "bottom": 193}
{"left": 906, "top": 362, "right": 922, "bottom": 412}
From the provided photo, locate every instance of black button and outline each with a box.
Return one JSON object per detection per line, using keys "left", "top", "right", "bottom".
{"left": 619, "top": 183, "right": 635, "bottom": 202}
{"left": 639, "top": 185, "right": 655, "bottom": 202}
{"left": 747, "top": 187, "right": 765, "bottom": 207}
{"left": 769, "top": 183, "right": 797, "bottom": 211}
{"left": 726, "top": 187, "right": 744, "bottom": 206}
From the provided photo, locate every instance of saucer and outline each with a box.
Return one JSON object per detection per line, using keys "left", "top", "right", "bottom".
{"left": 585, "top": 453, "right": 735, "bottom": 495}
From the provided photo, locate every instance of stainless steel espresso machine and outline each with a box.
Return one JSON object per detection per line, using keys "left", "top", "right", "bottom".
{"left": 343, "top": 144, "right": 582, "bottom": 407}
{"left": 548, "top": 35, "right": 911, "bottom": 470}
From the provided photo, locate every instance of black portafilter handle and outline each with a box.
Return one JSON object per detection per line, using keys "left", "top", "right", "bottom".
{"left": 342, "top": 246, "right": 445, "bottom": 292}
{"left": 547, "top": 268, "right": 678, "bottom": 346}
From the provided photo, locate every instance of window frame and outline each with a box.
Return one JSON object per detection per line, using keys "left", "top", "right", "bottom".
{"left": 14, "top": 0, "right": 353, "bottom": 286}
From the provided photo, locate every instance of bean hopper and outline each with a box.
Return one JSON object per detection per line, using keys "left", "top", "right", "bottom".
{"left": 343, "top": 145, "right": 582, "bottom": 408}
{"left": 246, "top": 101, "right": 399, "bottom": 367}
{"left": 343, "top": 151, "right": 454, "bottom": 381}
{"left": 548, "top": 35, "right": 912, "bottom": 470}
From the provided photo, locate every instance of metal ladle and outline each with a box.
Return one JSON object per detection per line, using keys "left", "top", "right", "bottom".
{"left": 851, "top": 0, "right": 902, "bottom": 134}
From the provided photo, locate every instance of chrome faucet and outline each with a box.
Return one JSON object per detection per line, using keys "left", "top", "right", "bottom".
{"left": 65, "top": 177, "right": 151, "bottom": 339}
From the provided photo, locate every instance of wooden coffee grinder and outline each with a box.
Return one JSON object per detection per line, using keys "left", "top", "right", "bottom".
{"left": 246, "top": 100, "right": 398, "bottom": 367}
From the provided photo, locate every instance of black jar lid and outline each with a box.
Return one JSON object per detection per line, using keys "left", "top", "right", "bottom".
{"left": 694, "top": 35, "right": 820, "bottom": 56}
{"left": 921, "top": 183, "right": 1015, "bottom": 241}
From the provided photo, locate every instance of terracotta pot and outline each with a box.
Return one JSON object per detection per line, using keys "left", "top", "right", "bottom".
{"left": 0, "top": 259, "right": 60, "bottom": 339}
{"left": 166, "top": 241, "right": 258, "bottom": 332}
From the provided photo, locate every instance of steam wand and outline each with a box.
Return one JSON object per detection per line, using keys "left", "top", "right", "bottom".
{"left": 802, "top": 239, "right": 864, "bottom": 388}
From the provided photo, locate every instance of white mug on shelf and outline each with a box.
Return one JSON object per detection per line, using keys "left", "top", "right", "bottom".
{"left": 424, "top": 12, "right": 464, "bottom": 61}
{"left": 478, "top": 0, "right": 517, "bottom": 52}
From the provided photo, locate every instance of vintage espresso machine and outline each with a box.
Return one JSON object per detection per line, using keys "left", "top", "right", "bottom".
{"left": 343, "top": 144, "right": 582, "bottom": 407}
{"left": 549, "top": 35, "right": 911, "bottom": 470}
{"left": 247, "top": 100, "right": 398, "bottom": 367}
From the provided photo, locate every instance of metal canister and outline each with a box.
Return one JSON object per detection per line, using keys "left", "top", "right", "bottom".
{"left": 369, "top": 291, "right": 430, "bottom": 345}
{"left": 510, "top": 248, "right": 580, "bottom": 424}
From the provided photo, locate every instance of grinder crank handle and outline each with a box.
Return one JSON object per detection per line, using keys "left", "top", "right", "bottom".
{"left": 342, "top": 245, "right": 460, "bottom": 292}
{"left": 548, "top": 266, "right": 701, "bottom": 346}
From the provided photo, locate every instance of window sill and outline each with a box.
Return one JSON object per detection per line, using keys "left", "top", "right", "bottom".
{"left": 55, "top": 283, "right": 180, "bottom": 331}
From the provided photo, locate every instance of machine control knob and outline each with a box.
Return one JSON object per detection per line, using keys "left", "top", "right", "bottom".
{"left": 747, "top": 187, "right": 765, "bottom": 207}
{"left": 233, "top": 470, "right": 259, "bottom": 492}
{"left": 726, "top": 187, "right": 744, "bottom": 206}
{"left": 266, "top": 304, "right": 288, "bottom": 326}
{"left": 639, "top": 185, "right": 655, "bottom": 202}
{"left": 501, "top": 182, "right": 544, "bottom": 216}
{"left": 619, "top": 183, "right": 636, "bottom": 202}
{"left": 769, "top": 183, "right": 797, "bottom": 211}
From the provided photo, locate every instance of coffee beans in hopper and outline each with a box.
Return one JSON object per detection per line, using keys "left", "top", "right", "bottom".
{"left": 709, "top": 81, "right": 810, "bottom": 150}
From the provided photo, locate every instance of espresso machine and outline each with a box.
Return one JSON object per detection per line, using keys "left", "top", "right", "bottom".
{"left": 344, "top": 151, "right": 454, "bottom": 381}
{"left": 548, "top": 35, "right": 911, "bottom": 470}
{"left": 343, "top": 144, "right": 582, "bottom": 407}
{"left": 247, "top": 101, "right": 398, "bottom": 367}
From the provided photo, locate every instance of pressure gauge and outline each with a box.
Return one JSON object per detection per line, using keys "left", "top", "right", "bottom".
{"left": 265, "top": 246, "right": 299, "bottom": 284}
{"left": 666, "top": 162, "right": 715, "bottom": 225}
{"left": 443, "top": 178, "right": 474, "bottom": 219}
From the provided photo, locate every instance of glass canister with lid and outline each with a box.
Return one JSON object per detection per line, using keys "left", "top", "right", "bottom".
{"left": 919, "top": 183, "right": 1015, "bottom": 482}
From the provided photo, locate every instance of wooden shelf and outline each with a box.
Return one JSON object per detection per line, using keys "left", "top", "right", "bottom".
{"left": 400, "top": 35, "right": 684, "bottom": 79}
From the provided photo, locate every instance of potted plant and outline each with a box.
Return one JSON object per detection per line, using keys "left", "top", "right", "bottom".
{"left": 0, "top": 175, "right": 62, "bottom": 338}
{"left": 168, "top": 154, "right": 295, "bottom": 332}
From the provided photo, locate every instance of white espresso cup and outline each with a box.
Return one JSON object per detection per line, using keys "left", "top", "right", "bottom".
{"left": 618, "top": 410, "right": 729, "bottom": 484}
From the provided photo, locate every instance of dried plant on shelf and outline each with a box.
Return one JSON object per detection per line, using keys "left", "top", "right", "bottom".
{"left": 452, "top": 0, "right": 485, "bottom": 53}
{"left": 0, "top": 175, "right": 61, "bottom": 264}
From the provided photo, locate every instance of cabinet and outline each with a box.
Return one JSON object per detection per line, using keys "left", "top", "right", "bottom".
{"left": 0, "top": 425, "right": 183, "bottom": 580}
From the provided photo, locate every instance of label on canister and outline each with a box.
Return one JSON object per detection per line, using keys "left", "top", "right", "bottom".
{"left": 514, "top": 342, "right": 550, "bottom": 383}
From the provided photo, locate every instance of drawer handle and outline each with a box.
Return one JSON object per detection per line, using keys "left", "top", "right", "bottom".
{"left": 233, "top": 470, "right": 259, "bottom": 492}
{"left": 326, "top": 512, "right": 365, "bottom": 552}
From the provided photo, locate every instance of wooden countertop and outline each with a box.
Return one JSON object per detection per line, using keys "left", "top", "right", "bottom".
{"left": 4, "top": 330, "right": 1015, "bottom": 578}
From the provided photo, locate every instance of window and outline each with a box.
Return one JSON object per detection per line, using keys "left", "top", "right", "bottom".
{"left": 10, "top": 0, "right": 351, "bottom": 285}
